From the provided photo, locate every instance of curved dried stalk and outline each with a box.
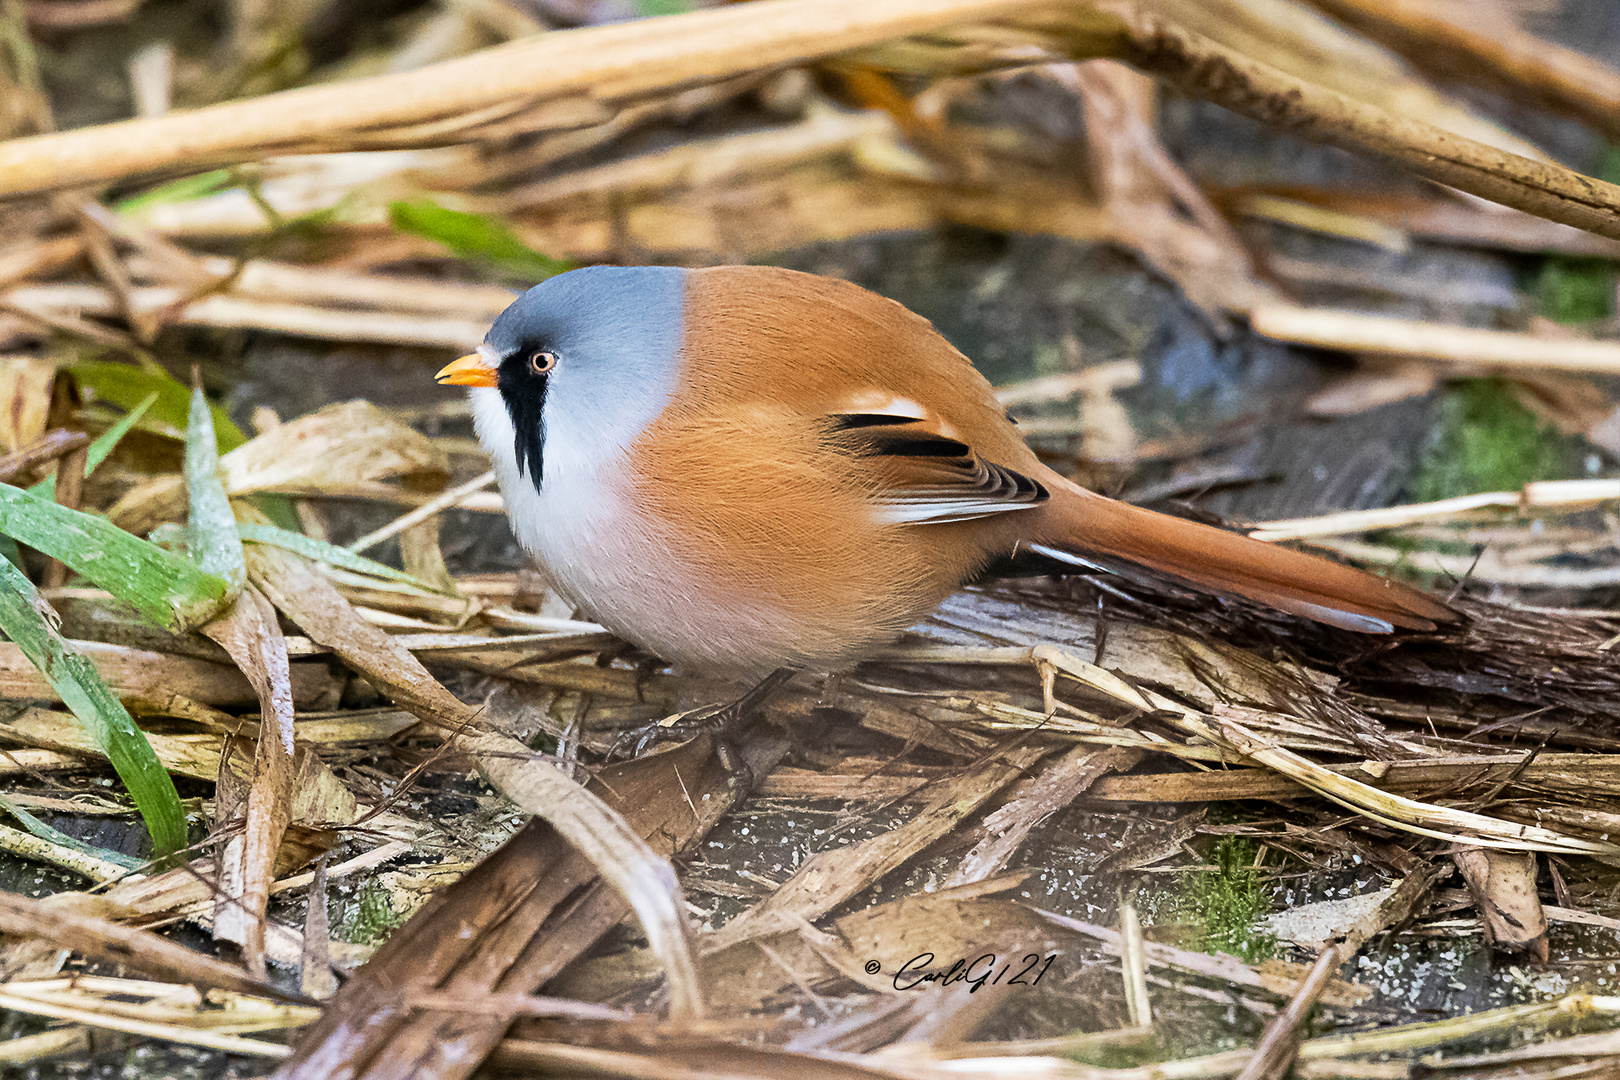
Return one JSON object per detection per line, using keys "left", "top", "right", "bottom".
{"left": 1303, "top": 0, "right": 1620, "bottom": 141}
{"left": 1032, "top": 645, "right": 1620, "bottom": 857}
{"left": 1110, "top": 10, "right": 1620, "bottom": 241}
{"left": 0, "top": 0, "right": 1615, "bottom": 248}
{"left": 0, "top": 0, "right": 1058, "bottom": 198}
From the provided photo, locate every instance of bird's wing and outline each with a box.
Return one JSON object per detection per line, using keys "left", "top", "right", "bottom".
{"left": 825, "top": 411, "right": 1048, "bottom": 525}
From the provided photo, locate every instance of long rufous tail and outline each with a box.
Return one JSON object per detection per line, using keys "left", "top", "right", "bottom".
{"left": 1028, "top": 479, "right": 1455, "bottom": 633}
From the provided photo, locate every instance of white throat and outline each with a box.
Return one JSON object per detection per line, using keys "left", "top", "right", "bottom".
{"left": 470, "top": 384, "right": 642, "bottom": 618}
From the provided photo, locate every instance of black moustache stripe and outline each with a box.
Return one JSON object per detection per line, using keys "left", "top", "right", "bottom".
{"left": 499, "top": 369, "right": 549, "bottom": 491}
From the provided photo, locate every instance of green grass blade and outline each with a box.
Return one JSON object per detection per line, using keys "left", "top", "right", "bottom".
{"left": 0, "top": 558, "right": 186, "bottom": 856}
{"left": 185, "top": 386, "right": 246, "bottom": 595}
{"left": 236, "top": 523, "right": 450, "bottom": 593}
{"left": 68, "top": 371, "right": 297, "bottom": 529}
{"left": 113, "top": 169, "right": 235, "bottom": 214}
{"left": 88, "top": 392, "right": 160, "bottom": 475}
{"left": 71, "top": 362, "right": 247, "bottom": 451}
{"left": 0, "top": 485, "right": 230, "bottom": 633}
{"left": 387, "top": 199, "right": 574, "bottom": 281}
{"left": 250, "top": 494, "right": 303, "bottom": 532}
{"left": 31, "top": 392, "right": 159, "bottom": 500}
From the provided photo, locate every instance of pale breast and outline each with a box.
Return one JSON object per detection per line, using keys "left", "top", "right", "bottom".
{"left": 473, "top": 383, "right": 645, "bottom": 626}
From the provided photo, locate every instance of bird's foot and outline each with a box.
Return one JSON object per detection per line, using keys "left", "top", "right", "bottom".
{"left": 610, "top": 669, "right": 796, "bottom": 798}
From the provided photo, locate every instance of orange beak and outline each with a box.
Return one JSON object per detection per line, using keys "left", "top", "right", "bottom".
{"left": 435, "top": 352, "right": 497, "bottom": 387}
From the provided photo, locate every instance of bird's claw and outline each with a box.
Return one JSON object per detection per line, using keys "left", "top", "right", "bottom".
{"left": 609, "top": 671, "right": 794, "bottom": 796}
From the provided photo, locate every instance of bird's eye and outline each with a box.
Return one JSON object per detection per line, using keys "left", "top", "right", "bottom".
{"left": 529, "top": 351, "right": 557, "bottom": 374}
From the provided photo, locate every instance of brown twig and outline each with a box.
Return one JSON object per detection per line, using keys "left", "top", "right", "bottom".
{"left": 0, "top": 428, "right": 85, "bottom": 484}
{"left": 0, "top": 888, "right": 313, "bottom": 1004}
{"left": 1114, "top": 9, "right": 1620, "bottom": 241}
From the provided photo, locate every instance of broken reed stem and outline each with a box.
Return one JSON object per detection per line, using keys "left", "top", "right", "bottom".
{"left": 1322, "top": 537, "right": 1620, "bottom": 588}
{"left": 986, "top": 994, "right": 1620, "bottom": 1079}
{"left": 0, "top": 890, "right": 311, "bottom": 1005}
{"left": 0, "top": 1027, "right": 91, "bottom": 1065}
{"left": 1030, "top": 645, "right": 1620, "bottom": 856}
{"left": 1299, "top": 994, "right": 1620, "bottom": 1059}
{"left": 0, "top": 0, "right": 1614, "bottom": 252}
{"left": 1118, "top": 893, "right": 1152, "bottom": 1027}
{"left": 1237, "top": 863, "right": 1444, "bottom": 1080}
{"left": 1302, "top": 0, "right": 1620, "bottom": 141}
{"left": 1116, "top": 12, "right": 1620, "bottom": 241}
{"left": 402, "top": 991, "right": 633, "bottom": 1021}
{"left": 1249, "top": 493, "right": 1516, "bottom": 540}
{"left": 0, "top": 987, "right": 294, "bottom": 1059}
{"left": 1249, "top": 480, "right": 1620, "bottom": 541}
{"left": 0, "top": 822, "right": 130, "bottom": 883}
{"left": 1251, "top": 304, "right": 1620, "bottom": 374}
{"left": 129, "top": 255, "right": 518, "bottom": 317}
{"left": 1235, "top": 944, "right": 1343, "bottom": 1080}
{"left": 3, "top": 284, "right": 494, "bottom": 349}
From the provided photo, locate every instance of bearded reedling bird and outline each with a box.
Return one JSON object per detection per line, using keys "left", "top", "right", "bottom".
{"left": 437, "top": 265, "right": 1453, "bottom": 697}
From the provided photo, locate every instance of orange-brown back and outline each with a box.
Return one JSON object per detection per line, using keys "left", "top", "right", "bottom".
{"left": 625, "top": 265, "right": 1451, "bottom": 663}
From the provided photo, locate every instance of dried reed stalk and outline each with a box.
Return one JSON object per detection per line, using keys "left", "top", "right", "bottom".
{"left": 1252, "top": 304, "right": 1620, "bottom": 374}
{"left": 1303, "top": 0, "right": 1620, "bottom": 140}
{"left": 1110, "top": 9, "right": 1620, "bottom": 241}
{"left": 0, "top": 0, "right": 1617, "bottom": 249}
{"left": 1249, "top": 480, "right": 1620, "bottom": 541}
{"left": 0, "top": 0, "right": 1061, "bottom": 197}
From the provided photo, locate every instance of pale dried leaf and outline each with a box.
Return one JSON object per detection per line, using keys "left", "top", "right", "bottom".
{"left": 202, "top": 586, "right": 298, "bottom": 976}
{"left": 0, "top": 357, "right": 56, "bottom": 453}
{"left": 108, "top": 401, "right": 450, "bottom": 533}
{"left": 1454, "top": 849, "right": 1548, "bottom": 960}
{"left": 245, "top": 542, "right": 705, "bottom": 1021}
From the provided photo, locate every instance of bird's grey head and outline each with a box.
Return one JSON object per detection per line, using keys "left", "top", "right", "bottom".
{"left": 478, "top": 265, "right": 686, "bottom": 489}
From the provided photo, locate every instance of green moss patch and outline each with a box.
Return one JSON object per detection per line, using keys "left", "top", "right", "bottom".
{"left": 337, "top": 878, "right": 408, "bottom": 947}
{"left": 1167, "top": 837, "right": 1277, "bottom": 965}
{"left": 1529, "top": 257, "right": 1615, "bottom": 325}
{"left": 1409, "top": 378, "right": 1575, "bottom": 503}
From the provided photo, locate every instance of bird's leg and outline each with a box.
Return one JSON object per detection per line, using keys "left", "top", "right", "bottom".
{"left": 704, "top": 668, "right": 797, "bottom": 786}
{"left": 619, "top": 669, "right": 797, "bottom": 794}
{"left": 594, "top": 641, "right": 665, "bottom": 702}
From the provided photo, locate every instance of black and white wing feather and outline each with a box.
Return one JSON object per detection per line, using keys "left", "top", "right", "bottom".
{"left": 826, "top": 411, "right": 1048, "bottom": 525}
